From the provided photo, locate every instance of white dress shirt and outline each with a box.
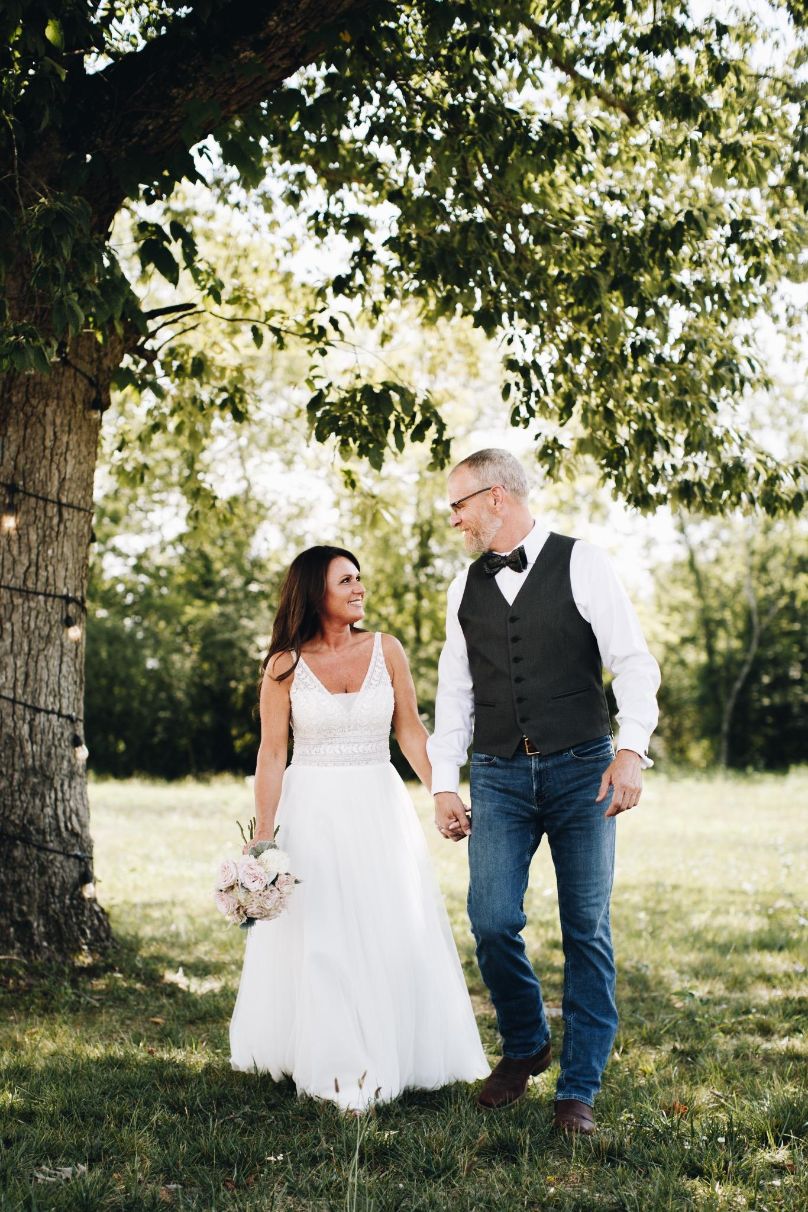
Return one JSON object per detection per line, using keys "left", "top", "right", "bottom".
{"left": 427, "top": 522, "right": 661, "bottom": 794}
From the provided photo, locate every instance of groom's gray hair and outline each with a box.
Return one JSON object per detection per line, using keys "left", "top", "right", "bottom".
{"left": 451, "top": 449, "right": 530, "bottom": 502}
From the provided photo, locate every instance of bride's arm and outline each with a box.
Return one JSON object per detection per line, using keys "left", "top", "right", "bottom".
{"left": 253, "top": 652, "right": 293, "bottom": 842}
{"left": 385, "top": 634, "right": 432, "bottom": 791}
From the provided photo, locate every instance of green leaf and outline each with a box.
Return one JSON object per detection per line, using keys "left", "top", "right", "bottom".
{"left": 139, "top": 239, "right": 180, "bottom": 286}
{"left": 44, "top": 19, "right": 64, "bottom": 50}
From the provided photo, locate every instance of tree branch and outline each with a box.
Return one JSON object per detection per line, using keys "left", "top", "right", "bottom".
{"left": 64, "top": 0, "right": 385, "bottom": 228}
{"left": 523, "top": 18, "right": 639, "bottom": 124}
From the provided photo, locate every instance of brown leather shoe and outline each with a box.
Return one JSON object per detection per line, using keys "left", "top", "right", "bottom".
{"left": 553, "top": 1098, "right": 596, "bottom": 1134}
{"left": 476, "top": 1042, "right": 552, "bottom": 1109}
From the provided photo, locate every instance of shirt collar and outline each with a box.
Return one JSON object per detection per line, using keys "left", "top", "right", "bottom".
{"left": 492, "top": 519, "right": 548, "bottom": 562}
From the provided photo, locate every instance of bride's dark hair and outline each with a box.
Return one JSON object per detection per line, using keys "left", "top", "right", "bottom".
{"left": 261, "top": 545, "right": 361, "bottom": 683}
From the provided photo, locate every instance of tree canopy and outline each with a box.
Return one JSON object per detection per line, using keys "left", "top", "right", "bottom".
{"left": 3, "top": 0, "right": 807, "bottom": 511}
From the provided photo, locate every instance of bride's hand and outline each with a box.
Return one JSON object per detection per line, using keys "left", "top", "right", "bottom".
{"left": 434, "top": 791, "right": 471, "bottom": 841}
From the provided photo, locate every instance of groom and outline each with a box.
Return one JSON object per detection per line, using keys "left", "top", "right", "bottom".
{"left": 428, "top": 449, "right": 660, "bottom": 1133}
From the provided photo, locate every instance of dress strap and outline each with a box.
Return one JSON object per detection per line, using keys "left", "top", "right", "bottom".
{"left": 364, "top": 631, "right": 390, "bottom": 693}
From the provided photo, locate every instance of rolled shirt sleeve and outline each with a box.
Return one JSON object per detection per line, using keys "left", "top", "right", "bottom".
{"left": 570, "top": 541, "right": 660, "bottom": 767}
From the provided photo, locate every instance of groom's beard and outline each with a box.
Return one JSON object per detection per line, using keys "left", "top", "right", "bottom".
{"left": 463, "top": 512, "right": 503, "bottom": 555}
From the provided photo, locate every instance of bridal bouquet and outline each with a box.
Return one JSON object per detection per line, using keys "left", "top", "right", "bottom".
{"left": 214, "top": 818, "right": 299, "bottom": 930}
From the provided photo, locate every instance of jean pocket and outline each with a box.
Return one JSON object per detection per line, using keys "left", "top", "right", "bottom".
{"left": 471, "top": 751, "right": 497, "bottom": 766}
{"left": 569, "top": 735, "right": 614, "bottom": 761}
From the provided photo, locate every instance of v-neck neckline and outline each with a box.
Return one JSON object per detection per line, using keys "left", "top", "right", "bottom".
{"left": 298, "top": 632, "right": 378, "bottom": 698}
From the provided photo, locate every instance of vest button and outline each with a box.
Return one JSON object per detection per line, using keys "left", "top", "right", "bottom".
{"left": 516, "top": 696, "right": 526, "bottom": 704}
{"left": 514, "top": 676, "right": 525, "bottom": 684}
{"left": 510, "top": 635, "right": 521, "bottom": 643}
{"left": 512, "top": 656, "right": 523, "bottom": 664}
{"left": 509, "top": 615, "right": 519, "bottom": 623}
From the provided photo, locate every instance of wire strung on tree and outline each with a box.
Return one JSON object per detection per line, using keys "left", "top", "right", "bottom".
{"left": 0, "top": 492, "right": 93, "bottom": 761}
{"left": 0, "top": 479, "right": 94, "bottom": 516}
{"left": 0, "top": 829, "right": 91, "bottom": 864}
{"left": 0, "top": 692, "right": 89, "bottom": 763}
{"left": 0, "top": 582, "right": 86, "bottom": 639}
{"left": 0, "top": 582, "right": 85, "bottom": 608}
{"left": 0, "top": 691, "right": 82, "bottom": 723}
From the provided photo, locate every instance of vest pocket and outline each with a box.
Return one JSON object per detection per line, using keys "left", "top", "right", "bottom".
{"left": 551, "top": 686, "right": 590, "bottom": 700}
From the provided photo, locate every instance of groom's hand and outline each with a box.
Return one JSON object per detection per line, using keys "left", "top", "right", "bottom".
{"left": 597, "top": 749, "right": 643, "bottom": 816}
{"left": 434, "top": 791, "right": 471, "bottom": 840}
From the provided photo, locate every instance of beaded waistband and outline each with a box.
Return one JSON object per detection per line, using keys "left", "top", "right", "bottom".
{"left": 291, "top": 738, "right": 391, "bottom": 768}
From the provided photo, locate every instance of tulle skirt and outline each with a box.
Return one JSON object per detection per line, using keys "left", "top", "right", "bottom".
{"left": 229, "top": 761, "right": 490, "bottom": 1111}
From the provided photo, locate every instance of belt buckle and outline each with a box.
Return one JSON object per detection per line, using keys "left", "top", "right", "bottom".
{"left": 522, "top": 736, "right": 540, "bottom": 756}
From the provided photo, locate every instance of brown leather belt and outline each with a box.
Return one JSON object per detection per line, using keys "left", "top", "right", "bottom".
{"left": 521, "top": 736, "right": 541, "bottom": 756}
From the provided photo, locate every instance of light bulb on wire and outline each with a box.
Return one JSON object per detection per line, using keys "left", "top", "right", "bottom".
{"left": 2, "top": 484, "right": 18, "bottom": 532}
{"left": 64, "top": 611, "right": 82, "bottom": 642}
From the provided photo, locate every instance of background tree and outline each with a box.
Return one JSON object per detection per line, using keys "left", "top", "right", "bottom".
{"left": 652, "top": 514, "right": 807, "bottom": 769}
{"left": 2, "top": 0, "right": 807, "bottom": 958}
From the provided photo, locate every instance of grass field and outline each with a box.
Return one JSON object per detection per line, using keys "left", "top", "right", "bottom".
{"left": 1, "top": 771, "right": 807, "bottom": 1211}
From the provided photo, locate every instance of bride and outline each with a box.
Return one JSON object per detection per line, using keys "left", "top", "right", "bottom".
{"left": 229, "top": 544, "right": 490, "bottom": 1111}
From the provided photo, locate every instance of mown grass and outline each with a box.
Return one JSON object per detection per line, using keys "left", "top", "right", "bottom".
{"left": 1, "top": 771, "right": 806, "bottom": 1211}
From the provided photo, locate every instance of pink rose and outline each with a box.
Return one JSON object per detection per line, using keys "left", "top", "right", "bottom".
{"left": 240, "top": 885, "right": 287, "bottom": 922}
{"left": 260, "top": 885, "right": 282, "bottom": 911}
{"left": 259, "top": 885, "right": 286, "bottom": 921}
{"left": 215, "top": 889, "right": 239, "bottom": 916}
{"left": 276, "top": 873, "right": 296, "bottom": 894}
{"left": 216, "top": 859, "right": 239, "bottom": 891}
{"left": 238, "top": 856, "right": 268, "bottom": 892}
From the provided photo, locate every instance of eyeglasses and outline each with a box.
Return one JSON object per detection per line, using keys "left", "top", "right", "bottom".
{"left": 449, "top": 485, "right": 496, "bottom": 514}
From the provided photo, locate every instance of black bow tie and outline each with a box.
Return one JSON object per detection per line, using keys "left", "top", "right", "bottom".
{"left": 482, "top": 545, "right": 528, "bottom": 577}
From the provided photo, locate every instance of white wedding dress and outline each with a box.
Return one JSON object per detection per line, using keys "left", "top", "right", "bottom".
{"left": 229, "top": 632, "right": 490, "bottom": 1111}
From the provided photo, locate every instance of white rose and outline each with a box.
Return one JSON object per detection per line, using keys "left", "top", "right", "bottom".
{"left": 257, "top": 847, "right": 291, "bottom": 878}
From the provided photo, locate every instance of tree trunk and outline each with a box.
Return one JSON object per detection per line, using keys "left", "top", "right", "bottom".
{"left": 0, "top": 334, "right": 121, "bottom": 959}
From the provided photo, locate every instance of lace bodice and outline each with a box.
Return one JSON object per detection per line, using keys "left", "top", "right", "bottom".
{"left": 290, "top": 632, "right": 394, "bottom": 767}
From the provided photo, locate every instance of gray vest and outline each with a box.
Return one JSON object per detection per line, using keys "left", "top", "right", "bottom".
{"left": 458, "top": 532, "right": 611, "bottom": 756}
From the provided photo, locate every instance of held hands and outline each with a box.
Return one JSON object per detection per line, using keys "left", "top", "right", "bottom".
{"left": 596, "top": 749, "right": 643, "bottom": 816}
{"left": 434, "top": 791, "right": 471, "bottom": 841}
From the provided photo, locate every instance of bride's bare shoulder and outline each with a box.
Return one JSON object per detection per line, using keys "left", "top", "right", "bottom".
{"left": 263, "top": 650, "right": 297, "bottom": 683}
{"left": 379, "top": 632, "right": 408, "bottom": 666}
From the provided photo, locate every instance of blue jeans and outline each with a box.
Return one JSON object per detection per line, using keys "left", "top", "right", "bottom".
{"left": 468, "top": 735, "right": 617, "bottom": 1107}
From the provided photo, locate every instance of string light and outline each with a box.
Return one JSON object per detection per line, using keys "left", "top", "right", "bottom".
{"left": 0, "top": 482, "right": 93, "bottom": 769}
{"left": 1, "top": 483, "right": 18, "bottom": 532}
{"left": 0, "top": 829, "right": 94, "bottom": 893}
{"left": 0, "top": 693, "right": 86, "bottom": 762}
{"left": 0, "top": 582, "right": 86, "bottom": 639}
{"left": 72, "top": 734, "right": 90, "bottom": 765}
{"left": 65, "top": 611, "right": 83, "bottom": 641}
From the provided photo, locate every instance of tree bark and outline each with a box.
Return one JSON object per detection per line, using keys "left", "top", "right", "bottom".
{"left": 1, "top": 0, "right": 383, "bottom": 961}
{"left": 0, "top": 333, "right": 121, "bottom": 959}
